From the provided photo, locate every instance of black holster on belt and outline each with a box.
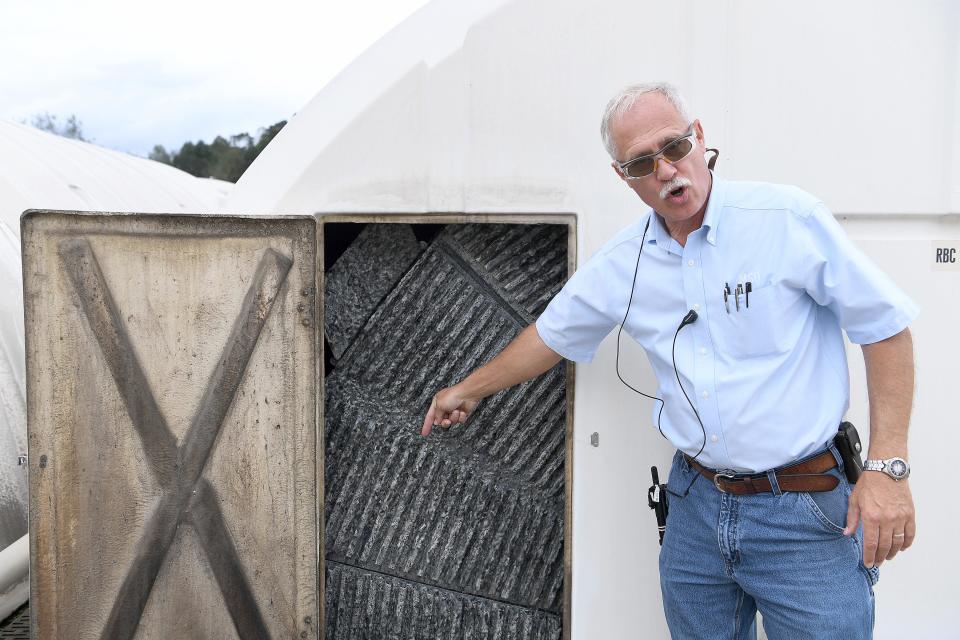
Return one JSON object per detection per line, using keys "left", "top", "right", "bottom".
{"left": 834, "top": 421, "right": 864, "bottom": 484}
{"left": 647, "top": 466, "right": 669, "bottom": 546}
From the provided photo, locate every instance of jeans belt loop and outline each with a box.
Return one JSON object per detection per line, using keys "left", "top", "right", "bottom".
{"left": 827, "top": 441, "right": 844, "bottom": 472}
{"left": 766, "top": 468, "right": 782, "bottom": 496}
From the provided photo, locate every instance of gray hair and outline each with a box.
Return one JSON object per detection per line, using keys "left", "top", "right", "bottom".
{"left": 600, "top": 82, "right": 692, "bottom": 159}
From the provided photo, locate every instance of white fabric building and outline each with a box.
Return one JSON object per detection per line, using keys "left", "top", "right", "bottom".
{"left": 0, "top": 120, "right": 232, "bottom": 620}
{"left": 224, "top": 1, "right": 959, "bottom": 638}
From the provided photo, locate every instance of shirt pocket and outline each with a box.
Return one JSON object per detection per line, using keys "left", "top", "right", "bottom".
{"left": 712, "top": 282, "right": 804, "bottom": 358}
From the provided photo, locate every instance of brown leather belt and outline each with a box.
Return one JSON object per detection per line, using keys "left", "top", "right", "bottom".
{"left": 683, "top": 451, "right": 840, "bottom": 495}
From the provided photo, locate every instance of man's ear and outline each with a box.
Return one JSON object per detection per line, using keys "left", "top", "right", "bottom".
{"left": 694, "top": 119, "right": 706, "bottom": 149}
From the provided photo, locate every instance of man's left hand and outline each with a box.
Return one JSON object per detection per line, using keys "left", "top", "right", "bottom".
{"left": 843, "top": 471, "right": 916, "bottom": 568}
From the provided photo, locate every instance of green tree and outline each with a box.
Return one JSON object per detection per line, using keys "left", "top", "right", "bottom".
{"left": 30, "top": 112, "right": 88, "bottom": 141}
{"left": 149, "top": 145, "right": 173, "bottom": 164}
{"left": 245, "top": 121, "right": 285, "bottom": 166}
{"left": 156, "top": 120, "right": 286, "bottom": 183}
{"left": 172, "top": 140, "right": 214, "bottom": 177}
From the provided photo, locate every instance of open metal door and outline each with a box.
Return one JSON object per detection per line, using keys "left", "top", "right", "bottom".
{"left": 21, "top": 211, "right": 320, "bottom": 640}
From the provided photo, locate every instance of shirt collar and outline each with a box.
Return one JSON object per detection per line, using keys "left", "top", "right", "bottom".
{"left": 646, "top": 172, "right": 726, "bottom": 247}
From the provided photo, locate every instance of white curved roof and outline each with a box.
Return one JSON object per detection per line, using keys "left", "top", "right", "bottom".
{"left": 0, "top": 119, "right": 232, "bottom": 236}
{"left": 227, "top": 0, "right": 958, "bottom": 226}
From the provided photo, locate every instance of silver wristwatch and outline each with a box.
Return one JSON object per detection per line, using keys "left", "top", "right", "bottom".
{"left": 863, "top": 457, "right": 910, "bottom": 481}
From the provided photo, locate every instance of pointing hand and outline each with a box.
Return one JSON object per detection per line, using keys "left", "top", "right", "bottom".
{"left": 421, "top": 386, "right": 479, "bottom": 436}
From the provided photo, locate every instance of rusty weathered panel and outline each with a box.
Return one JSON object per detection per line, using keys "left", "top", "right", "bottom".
{"left": 22, "top": 211, "right": 319, "bottom": 640}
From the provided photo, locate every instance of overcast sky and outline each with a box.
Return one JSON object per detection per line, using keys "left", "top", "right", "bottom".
{"left": 0, "top": 0, "right": 432, "bottom": 157}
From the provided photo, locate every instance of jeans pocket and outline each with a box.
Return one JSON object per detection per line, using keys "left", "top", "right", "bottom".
{"left": 665, "top": 451, "right": 699, "bottom": 499}
{"left": 852, "top": 533, "right": 881, "bottom": 594}
{"left": 798, "top": 469, "right": 850, "bottom": 534}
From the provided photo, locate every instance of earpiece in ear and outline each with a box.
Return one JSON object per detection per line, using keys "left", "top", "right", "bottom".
{"left": 706, "top": 148, "right": 720, "bottom": 171}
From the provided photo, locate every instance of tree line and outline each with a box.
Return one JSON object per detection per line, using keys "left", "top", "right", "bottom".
{"left": 149, "top": 121, "right": 286, "bottom": 183}
{"left": 29, "top": 112, "right": 286, "bottom": 183}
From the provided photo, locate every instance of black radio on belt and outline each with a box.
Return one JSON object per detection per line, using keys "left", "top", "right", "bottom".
{"left": 647, "top": 466, "right": 669, "bottom": 545}
{"left": 834, "top": 421, "right": 864, "bottom": 484}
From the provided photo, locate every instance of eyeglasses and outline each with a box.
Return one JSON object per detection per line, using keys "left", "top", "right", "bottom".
{"left": 617, "top": 125, "right": 698, "bottom": 179}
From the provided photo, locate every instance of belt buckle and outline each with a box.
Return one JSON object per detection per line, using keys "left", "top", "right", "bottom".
{"left": 713, "top": 470, "right": 738, "bottom": 493}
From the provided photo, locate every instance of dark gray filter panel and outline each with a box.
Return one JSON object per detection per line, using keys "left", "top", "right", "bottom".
{"left": 325, "top": 222, "right": 567, "bottom": 639}
{"left": 441, "top": 224, "right": 567, "bottom": 318}
{"left": 325, "top": 563, "right": 562, "bottom": 640}
{"left": 324, "top": 224, "right": 423, "bottom": 360}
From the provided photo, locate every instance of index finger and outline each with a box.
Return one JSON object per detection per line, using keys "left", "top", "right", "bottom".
{"left": 421, "top": 398, "right": 437, "bottom": 436}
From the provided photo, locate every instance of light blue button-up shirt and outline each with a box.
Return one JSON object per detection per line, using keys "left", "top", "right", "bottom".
{"left": 536, "top": 176, "right": 919, "bottom": 472}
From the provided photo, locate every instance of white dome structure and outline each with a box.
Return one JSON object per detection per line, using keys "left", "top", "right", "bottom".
{"left": 225, "top": 1, "right": 958, "bottom": 638}
{"left": 0, "top": 120, "right": 232, "bottom": 235}
{"left": 0, "top": 120, "right": 233, "bottom": 620}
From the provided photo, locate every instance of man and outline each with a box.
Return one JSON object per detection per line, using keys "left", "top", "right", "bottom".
{"left": 421, "top": 82, "right": 917, "bottom": 639}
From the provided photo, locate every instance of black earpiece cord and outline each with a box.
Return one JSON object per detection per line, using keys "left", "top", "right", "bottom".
{"left": 671, "top": 322, "right": 707, "bottom": 461}
{"left": 616, "top": 215, "right": 708, "bottom": 462}
{"left": 615, "top": 217, "right": 667, "bottom": 439}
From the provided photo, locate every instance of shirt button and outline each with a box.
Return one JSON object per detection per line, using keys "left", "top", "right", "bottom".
{"left": 701, "top": 390, "right": 709, "bottom": 399}
{"left": 710, "top": 434, "right": 719, "bottom": 443}
{"left": 699, "top": 347, "right": 707, "bottom": 355}
{"left": 693, "top": 304, "right": 700, "bottom": 311}
{"left": 687, "top": 259, "right": 695, "bottom": 267}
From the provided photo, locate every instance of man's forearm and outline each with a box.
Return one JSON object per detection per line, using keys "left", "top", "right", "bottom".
{"left": 860, "top": 328, "right": 915, "bottom": 458}
{"left": 847, "top": 327, "right": 917, "bottom": 567}
{"left": 421, "top": 324, "right": 564, "bottom": 434}
{"left": 456, "top": 324, "right": 563, "bottom": 400}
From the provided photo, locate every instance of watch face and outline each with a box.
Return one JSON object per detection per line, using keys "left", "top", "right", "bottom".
{"left": 889, "top": 459, "right": 908, "bottom": 478}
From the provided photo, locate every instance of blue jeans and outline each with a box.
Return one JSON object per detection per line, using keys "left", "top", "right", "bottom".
{"left": 659, "top": 447, "right": 878, "bottom": 640}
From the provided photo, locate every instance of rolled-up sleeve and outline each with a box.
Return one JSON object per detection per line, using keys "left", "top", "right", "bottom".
{"left": 793, "top": 203, "right": 919, "bottom": 344}
{"left": 535, "top": 257, "right": 619, "bottom": 363}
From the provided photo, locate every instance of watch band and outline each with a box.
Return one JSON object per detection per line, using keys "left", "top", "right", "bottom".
{"left": 863, "top": 457, "right": 910, "bottom": 480}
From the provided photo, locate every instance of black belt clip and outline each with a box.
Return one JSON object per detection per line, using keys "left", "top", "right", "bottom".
{"left": 833, "top": 421, "right": 864, "bottom": 484}
{"left": 647, "top": 466, "right": 669, "bottom": 546}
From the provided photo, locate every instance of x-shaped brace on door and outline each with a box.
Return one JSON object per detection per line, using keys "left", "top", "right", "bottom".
{"left": 59, "top": 238, "right": 293, "bottom": 640}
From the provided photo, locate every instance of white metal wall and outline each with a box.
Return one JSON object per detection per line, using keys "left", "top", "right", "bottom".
{"left": 841, "top": 216, "right": 958, "bottom": 636}
{"left": 227, "top": 1, "right": 960, "bottom": 636}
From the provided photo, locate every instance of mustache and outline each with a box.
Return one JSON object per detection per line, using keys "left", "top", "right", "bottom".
{"left": 659, "top": 177, "right": 692, "bottom": 200}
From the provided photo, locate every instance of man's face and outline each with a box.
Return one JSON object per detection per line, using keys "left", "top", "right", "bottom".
{"left": 609, "top": 94, "right": 711, "bottom": 223}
